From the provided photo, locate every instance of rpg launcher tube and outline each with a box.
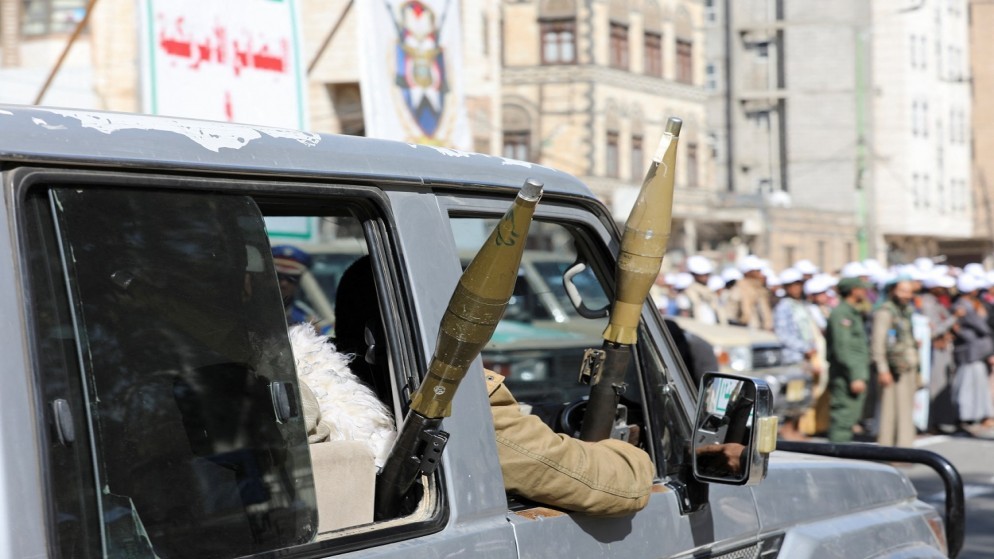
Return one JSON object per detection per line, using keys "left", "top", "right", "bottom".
{"left": 375, "top": 179, "right": 543, "bottom": 520}
{"left": 604, "top": 116, "right": 681, "bottom": 346}
{"left": 408, "top": 178, "right": 543, "bottom": 419}
{"left": 580, "top": 117, "right": 681, "bottom": 442}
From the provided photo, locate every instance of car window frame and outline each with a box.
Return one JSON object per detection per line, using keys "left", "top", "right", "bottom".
{"left": 435, "top": 191, "right": 697, "bottom": 477}
{"left": 10, "top": 167, "right": 448, "bottom": 558}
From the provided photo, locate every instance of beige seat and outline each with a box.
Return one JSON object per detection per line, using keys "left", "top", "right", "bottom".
{"left": 309, "top": 441, "right": 377, "bottom": 533}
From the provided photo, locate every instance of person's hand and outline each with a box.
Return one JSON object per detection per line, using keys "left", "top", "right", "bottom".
{"left": 955, "top": 307, "right": 967, "bottom": 318}
{"left": 878, "top": 370, "right": 894, "bottom": 387}
{"left": 697, "top": 443, "right": 747, "bottom": 475}
{"left": 850, "top": 379, "right": 867, "bottom": 395}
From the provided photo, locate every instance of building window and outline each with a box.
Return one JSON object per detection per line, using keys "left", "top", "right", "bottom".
{"left": 606, "top": 131, "right": 620, "bottom": 178}
{"left": 705, "top": 0, "right": 717, "bottom": 23}
{"left": 920, "top": 35, "right": 928, "bottom": 69}
{"left": 686, "top": 142, "right": 699, "bottom": 188}
{"left": 631, "top": 134, "right": 644, "bottom": 181}
{"left": 911, "top": 101, "right": 919, "bottom": 136}
{"left": 922, "top": 101, "right": 929, "bottom": 138}
{"left": 644, "top": 32, "right": 662, "bottom": 77}
{"left": 910, "top": 34, "right": 917, "bottom": 68}
{"left": 21, "top": 0, "right": 87, "bottom": 37}
{"left": 610, "top": 23, "right": 629, "bottom": 70}
{"left": 923, "top": 173, "right": 931, "bottom": 208}
{"left": 817, "top": 240, "right": 826, "bottom": 271}
{"left": 540, "top": 19, "right": 577, "bottom": 64}
{"left": 705, "top": 63, "right": 717, "bottom": 90}
{"left": 912, "top": 172, "right": 920, "bottom": 208}
{"left": 503, "top": 131, "right": 531, "bottom": 161}
{"left": 676, "top": 39, "right": 693, "bottom": 84}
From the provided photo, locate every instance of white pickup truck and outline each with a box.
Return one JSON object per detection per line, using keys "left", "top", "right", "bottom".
{"left": 0, "top": 106, "right": 963, "bottom": 559}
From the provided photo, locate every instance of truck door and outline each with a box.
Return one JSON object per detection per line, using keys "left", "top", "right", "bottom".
{"left": 13, "top": 169, "right": 518, "bottom": 559}
{"left": 438, "top": 193, "right": 771, "bottom": 558}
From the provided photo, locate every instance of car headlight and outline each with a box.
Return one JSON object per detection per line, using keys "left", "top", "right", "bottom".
{"left": 727, "top": 346, "right": 752, "bottom": 372}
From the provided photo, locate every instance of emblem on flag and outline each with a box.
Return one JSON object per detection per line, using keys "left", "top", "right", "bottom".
{"left": 389, "top": 0, "right": 449, "bottom": 137}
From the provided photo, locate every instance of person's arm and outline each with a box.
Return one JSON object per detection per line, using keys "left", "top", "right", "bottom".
{"left": 486, "top": 373, "right": 653, "bottom": 516}
{"left": 925, "top": 302, "right": 957, "bottom": 338}
{"left": 774, "top": 301, "right": 811, "bottom": 357}
{"left": 870, "top": 308, "right": 893, "bottom": 384}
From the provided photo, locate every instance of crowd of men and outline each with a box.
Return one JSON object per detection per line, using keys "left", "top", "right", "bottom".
{"left": 653, "top": 255, "right": 994, "bottom": 445}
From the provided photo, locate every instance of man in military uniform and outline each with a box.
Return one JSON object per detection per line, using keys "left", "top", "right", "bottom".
{"left": 826, "top": 278, "right": 871, "bottom": 442}
{"left": 872, "top": 279, "right": 920, "bottom": 447}
{"left": 272, "top": 244, "right": 319, "bottom": 325}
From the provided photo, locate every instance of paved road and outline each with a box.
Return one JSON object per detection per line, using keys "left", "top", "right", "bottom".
{"left": 907, "top": 435, "right": 994, "bottom": 559}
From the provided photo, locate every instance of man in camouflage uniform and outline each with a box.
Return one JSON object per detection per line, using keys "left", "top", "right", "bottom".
{"left": 872, "top": 279, "right": 920, "bottom": 448}
{"left": 826, "top": 278, "right": 871, "bottom": 442}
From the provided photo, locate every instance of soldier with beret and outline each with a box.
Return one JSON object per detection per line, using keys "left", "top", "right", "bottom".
{"left": 272, "top": 244, "right": 319, "bottom": 325}
{"left": 826, "top": 277, "right": 872, "bottom": 442}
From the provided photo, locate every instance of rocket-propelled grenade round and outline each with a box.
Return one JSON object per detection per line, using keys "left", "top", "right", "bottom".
{"left": 409, "top": 178, "right": 543, "bottom": 418}
{"left": 602, "top": 117, "right": 681, "bottom": 346}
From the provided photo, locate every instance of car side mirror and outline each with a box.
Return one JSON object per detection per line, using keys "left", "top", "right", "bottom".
{"left": 692, "top": 373, "right": 778, "bottom": 486}
{"left": 562, "top": 262, "right": 610, "bottom": 319}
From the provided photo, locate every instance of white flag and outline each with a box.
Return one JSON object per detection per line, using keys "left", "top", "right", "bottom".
{"left": 358, "top": 0, "right": 472, "bottom": 150}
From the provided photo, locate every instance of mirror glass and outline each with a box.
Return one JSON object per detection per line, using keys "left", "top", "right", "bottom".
{"left": 693, "top": 374, "right": 757, "bottom": 484}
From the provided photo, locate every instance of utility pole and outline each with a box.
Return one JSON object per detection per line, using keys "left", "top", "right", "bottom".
{"left": 854, "top": 24, "right": 871, "bottom": 260}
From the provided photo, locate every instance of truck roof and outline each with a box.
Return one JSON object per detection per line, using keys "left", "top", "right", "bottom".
{"left": 0, "top": 105, "right": 591, "bottom": 198}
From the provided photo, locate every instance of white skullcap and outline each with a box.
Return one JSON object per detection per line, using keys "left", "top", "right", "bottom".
{"left": 767, "top": 275, "right": 782, "bottom": 288}
{"left": 899, "top": 264, "right": 926, "bottom": 281}
{"left": 804, "top": 275, "right": 830, "bottom": 295}
{"left": 794, "top": 259, "right": 819, "bottom": 275}
{"left": 914, "top": 257, "right": 935, "bottom": 272}
{"left": 739, "top": 255, "right": 765, "bottom": 273}
{"left": 687, "top": 255, "right": 714, "bottom": 275}
{"left": 721, "top": 268, "right": 744, "bottom": 283}
{"left": 924, "top": 274, "right": 955, "bottom": 290}
{"left": 965, "top": 263, "right": 986, "bottom": 277}
{"left": 673, "top": 272, "right": 694, "bottom": 291}
{"left": 863, "top": 259, "right": 884, "bottom": 274}
{"left": 707, "top": 275, "right": 726, "bottom": 292}
{"left": 779, "top": 268, "right": 804, "bottom": 286}
{"left": 664, "top": 273, "right": 677, "bottom": 285}
{"left": 958, "top": 273, "right": 982, "bottom": 294}
{"left": 840, "top": 261, "right": 869, "bottom": 278}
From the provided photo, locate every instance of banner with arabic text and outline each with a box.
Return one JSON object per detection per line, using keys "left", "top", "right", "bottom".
{"left": 140, "top": 0, "right": 307, "bottom": 129}
{"left": 358, "top": 0, "right": 471, "bottom": 149}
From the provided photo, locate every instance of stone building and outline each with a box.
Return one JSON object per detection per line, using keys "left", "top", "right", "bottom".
{"left": 0, "top": 0, "right": 503, "bottom": 152}
{"left": 501, "top": 0, "right": 718, "bottom": 267}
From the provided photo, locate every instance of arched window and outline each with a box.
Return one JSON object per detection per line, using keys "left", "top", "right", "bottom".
{"left": 503, "top": 104, "right": 534, "bottom": 161}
